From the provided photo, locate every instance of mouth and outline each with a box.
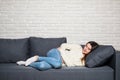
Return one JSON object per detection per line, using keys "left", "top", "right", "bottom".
{"left": 83, "top": 49, "right": 86, "bottom": 52}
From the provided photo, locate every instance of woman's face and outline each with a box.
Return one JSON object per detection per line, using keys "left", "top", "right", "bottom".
{"left": 83, "top": 43, "right": 92, "bottom": 55}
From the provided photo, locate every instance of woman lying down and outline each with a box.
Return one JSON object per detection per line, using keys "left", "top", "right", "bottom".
{"left": 17, "top": 41, "right": 99, "bottom": 71}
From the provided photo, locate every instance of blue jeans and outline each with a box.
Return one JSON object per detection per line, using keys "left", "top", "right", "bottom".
{"left": 29, "top": 48, "right": 62, "bottom": 70}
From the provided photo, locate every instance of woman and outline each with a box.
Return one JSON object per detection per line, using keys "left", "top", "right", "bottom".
{"left": 17, "top": 41, "right": 99, "bottom": 70}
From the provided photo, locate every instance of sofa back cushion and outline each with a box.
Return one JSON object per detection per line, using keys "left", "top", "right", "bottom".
{"left": 0, "top": 38, "right": 29, "bottom": 63}
{"left": 29, "top": 37, "right": 67, "bottom": 57}
{"left": 85, "top": 45, "right": 115, "bottom": 68}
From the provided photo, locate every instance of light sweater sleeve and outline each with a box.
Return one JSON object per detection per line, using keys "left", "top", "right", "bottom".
{"left": 59, "top": 43, "right": 84, "bottom": 67}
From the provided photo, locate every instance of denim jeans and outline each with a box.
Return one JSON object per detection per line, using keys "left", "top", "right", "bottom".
{"left": 29, "top": 48, "right": 62, "bottom": 70}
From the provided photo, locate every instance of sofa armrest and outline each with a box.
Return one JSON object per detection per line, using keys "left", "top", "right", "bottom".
{"left": 108, "top": 51, "right": 120, "bottom": 80}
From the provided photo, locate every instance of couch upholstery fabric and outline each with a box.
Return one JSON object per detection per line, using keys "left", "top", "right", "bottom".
{"left": 0, "top": 63, "right": 114, "bottom": 80}
{"left": 85, "top": 45, "right": 115, "bottom": 68}
{"left": 0, "top": 38, "right": 29, "bottom": 63}
{"left": 29, "top": 37, "right": 66, "bottom": 57}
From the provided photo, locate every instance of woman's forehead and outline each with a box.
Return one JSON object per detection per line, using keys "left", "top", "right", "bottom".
{"left": 86, "top": 43, "right": 92, "bottom": 49}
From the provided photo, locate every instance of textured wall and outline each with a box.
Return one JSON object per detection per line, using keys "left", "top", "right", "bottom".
{"left": 0, "top": 0, "right": 120, "bottom": 50}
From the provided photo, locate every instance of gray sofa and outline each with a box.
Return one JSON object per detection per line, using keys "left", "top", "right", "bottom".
{"left": 0, "top": 37, "right": 120, "bottom": 80}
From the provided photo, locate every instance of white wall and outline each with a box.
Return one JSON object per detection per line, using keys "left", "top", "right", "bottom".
{"left": 0, "top": 0, "right": 120, "bottom": 50}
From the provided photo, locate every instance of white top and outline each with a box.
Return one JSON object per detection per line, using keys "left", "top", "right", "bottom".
{"left": 59, "top": 43, "right": 85, "bottom": 67}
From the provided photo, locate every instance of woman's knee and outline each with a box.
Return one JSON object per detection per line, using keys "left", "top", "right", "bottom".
{"left": 54, "top": 62, "right": 62, "bottom": 69}
{"left": 47, "top": 48, "right": 60, "bottom": 57}
{"left": 48, "top": 48, "right": 57, "bottom": 54}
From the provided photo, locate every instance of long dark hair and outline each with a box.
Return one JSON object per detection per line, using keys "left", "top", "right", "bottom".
{"left": 87, "top": 41, "right": 99, "bottom": 52}
{"left": 81, "top": 41, "right": 99, "bottom": 64}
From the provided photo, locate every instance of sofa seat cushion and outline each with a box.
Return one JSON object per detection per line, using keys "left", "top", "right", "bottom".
{"left": 29, "top": 37, "right": 66, "bottom": 57}
{"left": 0, "top": 63, "right": 114, "bottom": 80}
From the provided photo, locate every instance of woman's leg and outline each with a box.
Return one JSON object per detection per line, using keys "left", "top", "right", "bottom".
{"left": 37, "top": 48, "right": 62, "bottom": 68}
{"left": 26, "top": 48, "right": 62, "bottom": 69}
{"left": 25, "top": 55, "right": 39, "bottom": 66}
{"left": 29, "top": 61, "right": 52, "bottom": 71}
